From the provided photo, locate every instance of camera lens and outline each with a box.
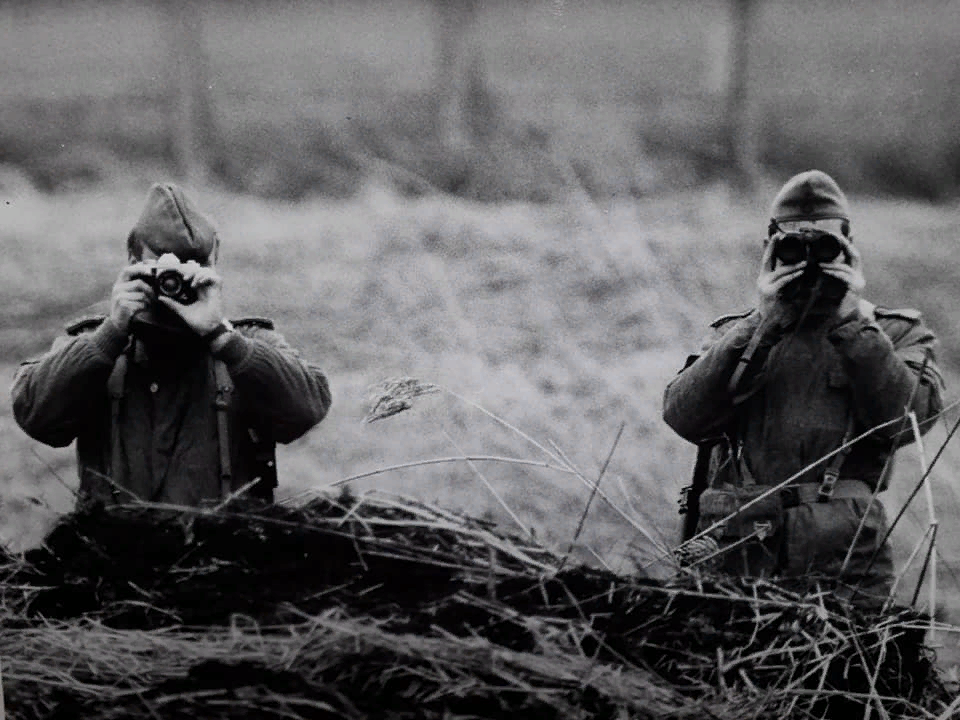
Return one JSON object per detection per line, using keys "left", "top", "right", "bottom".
{"left": 156, "top": 269, "right": 184, "bottom": 297}
{"left": 774, "top": 236, "right": 806, "bottom": 265}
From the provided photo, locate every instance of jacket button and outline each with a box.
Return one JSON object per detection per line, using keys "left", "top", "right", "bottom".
{"left": 149, "top": 382, "right": 159, "bottom": 393}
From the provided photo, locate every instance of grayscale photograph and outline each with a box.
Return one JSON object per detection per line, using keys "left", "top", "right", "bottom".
{"left": 1, "top": 0, "right": 959, "bottom": 717}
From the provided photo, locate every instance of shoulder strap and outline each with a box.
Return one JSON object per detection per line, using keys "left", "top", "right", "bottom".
{"left": 817, "top": 413, "right": 856, "bottom": 502}
{"left": 682, "top": 442, "right": 714, "bottom": 541}
{"left": 213, "top": 359, "right": 235, "bottom": 501}
{"left": 107, "top": 354, "right": 129, "bottom": 495}
{"left": 727, "top": 324, "right": 767, "bottom": 399}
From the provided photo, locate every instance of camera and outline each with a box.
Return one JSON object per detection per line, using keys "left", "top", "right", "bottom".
{"left": 148, "top": 266, "right": 198, "bottom": 305}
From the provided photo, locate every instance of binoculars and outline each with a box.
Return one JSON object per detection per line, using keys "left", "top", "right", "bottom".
{"left": 773, "top": 230, "right": 845, "bottom": 267}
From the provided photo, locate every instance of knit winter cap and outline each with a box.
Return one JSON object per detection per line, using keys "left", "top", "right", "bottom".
{"left": 128, "top": 183, "right": 219, "bottom": 263}
{"left": 769, "top": 170, "right": 850, "bottom": 223}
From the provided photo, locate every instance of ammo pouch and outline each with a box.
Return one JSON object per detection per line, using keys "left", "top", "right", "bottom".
{"left": 698, "top": 485, "right": 784, "bottom": 541}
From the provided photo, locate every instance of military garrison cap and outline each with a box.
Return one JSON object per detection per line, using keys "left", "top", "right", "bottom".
{"left": 128, "top": 183, "right": 219, "bottom": 263}
{"left": 769, "top": 170, "right": 850, "bottom": 223}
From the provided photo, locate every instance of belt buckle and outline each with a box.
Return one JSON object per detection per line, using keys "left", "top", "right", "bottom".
{"left": 818, "top": 471, "right": 839, "bottom": 502}
{"left": 753, "top": 520, "right": 773, "bottom": 541}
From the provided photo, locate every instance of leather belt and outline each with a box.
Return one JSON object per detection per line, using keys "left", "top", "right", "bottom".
{"left": 780, "top": 479, "right": 872, "bottom": 508}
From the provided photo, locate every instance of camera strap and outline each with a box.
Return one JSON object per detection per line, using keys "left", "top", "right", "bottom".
{"left": 727, "top": 321, "right": 768, "bottom": 400}
{"left": 107, "top": 351, "right": 129, "bottom": 495}
{"left": 213, "top": 359, "right": 234, "bottom": 500}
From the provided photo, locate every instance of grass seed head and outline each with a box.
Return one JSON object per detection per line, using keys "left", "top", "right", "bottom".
{"left": 364, "top": 377, "right": 441, "bottom": 423}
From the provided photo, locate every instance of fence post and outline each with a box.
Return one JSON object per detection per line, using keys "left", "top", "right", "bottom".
{"left": 728, "top": 0, "right": 759, "bottom": 192}
{"left": 163, "top": 0, "right": 217, "bottom": 185}
{"left": 433, "top": 0, "right": 478, "bottom": 150}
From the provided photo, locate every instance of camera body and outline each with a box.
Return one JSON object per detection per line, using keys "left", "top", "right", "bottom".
{"left": 148, "top": 266, "right": 198, "bottom": 305}
{"left": 773, "top": 229, "right": 848, "bottom": 306}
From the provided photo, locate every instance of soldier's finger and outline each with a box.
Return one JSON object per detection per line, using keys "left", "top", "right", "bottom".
{"left": 845, "top": 241, "right": 862, "bottom": 267}
{"left": 121, "top": 262, "right": 154, "bottom": 281}
{"left": 179, "top": 260, "right": 201, "bottom": 278}
{"left": 771, "top": 260, "right": 807, "bottom": 279}
{"left": 190, "top": 268, "right": 220, "bottom": 289}
{"left": 770, "top": 267, "right": 806, "bottom": 291}
{"left": 761, "top": 241, "right": 776, "bottom": 271}
{"left": 118, "top": 292, "right": 149, "bottom": 311}
{"left": 819, "top": 266, "right": 858, "bottom": 288}
{"left": 155, "top": 295, "right": 187, "bottom": 316}
{"left": 128, "top": 278, "right": 154, "bottom": 294}
{"left": 119, "top": 281, "right": 154, "bottom": 303}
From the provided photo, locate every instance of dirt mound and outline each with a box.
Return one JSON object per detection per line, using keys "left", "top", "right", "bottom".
{"left": 0, "top": 492, "right": 952, "bottom": 719}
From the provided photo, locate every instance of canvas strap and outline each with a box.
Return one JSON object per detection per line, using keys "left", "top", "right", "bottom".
{"left": 818, "top": 413, "right": 856, "bottom": 502}
{"left": 106, "top": 353, "right": 129, "bottom": 495}
{"left": 727, "top": 321, "right": 768, "bottom": 400}
{"left": 733, "top": 411, "right": 856, "bottom": 502}
{"left": 213, "top": 359, "right": 234, "bottom": 500}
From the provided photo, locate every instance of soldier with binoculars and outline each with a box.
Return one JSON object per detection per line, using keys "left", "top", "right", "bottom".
{"left": 664, "top": 170, "right": 945, "bottom": 607}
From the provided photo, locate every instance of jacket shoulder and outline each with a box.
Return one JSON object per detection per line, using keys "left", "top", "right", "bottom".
{"left": 65, "top": 315, "right": 108, "bottom": 336}
{"left": 709, "top": 309, "right": 755, "bottom": 329}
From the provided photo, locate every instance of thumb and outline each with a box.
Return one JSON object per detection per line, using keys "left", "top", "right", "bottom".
{"left": 155, "top": 295, "right": 186, "bottom": 317}
{"left": 760, "top": 241, "right": 776, "bottom": 272}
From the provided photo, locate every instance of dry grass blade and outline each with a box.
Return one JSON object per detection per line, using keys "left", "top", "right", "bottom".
{"left": 560, "top": 422, "right": 625, "bottom": 572}
{"left": 442, "top": 430, "right": 532, "bottom": 540}
{"left": 909, "top": 410, "right": 939, "bottom": 642}
{"left": 852, "top": 403, "right": 960, "bottom": 603}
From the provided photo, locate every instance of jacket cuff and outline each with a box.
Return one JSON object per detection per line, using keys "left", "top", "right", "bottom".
{"left": 211, "top": 330, "right": 254, "bottom": 367}
{"left": 90, "top": 318, "right": 129, "bottom": 360}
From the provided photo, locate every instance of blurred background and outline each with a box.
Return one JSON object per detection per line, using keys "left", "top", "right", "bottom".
{"left": 3, "top": 0, "right": 960, "bottom": 656}
{"left": 2, "top": 0, "right": 960, "bottom": 201}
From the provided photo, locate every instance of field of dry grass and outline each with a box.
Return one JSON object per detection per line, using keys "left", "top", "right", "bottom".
{"left": 4, "top": 180, "right": 960, "bottom": 652}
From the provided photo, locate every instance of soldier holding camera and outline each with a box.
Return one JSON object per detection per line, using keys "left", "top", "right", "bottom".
{"left": 12, "top": 183, "right": 332, "bottom": 507}
{"left": 663, "top": 170, "right": 944, "bottom": 605}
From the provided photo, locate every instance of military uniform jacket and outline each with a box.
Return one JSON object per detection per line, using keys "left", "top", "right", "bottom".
{"left": 663, "top": 300, "right": 944, "bottom": 493}
{"left": 12, "top": 314, "right": 332, "bottom": 506}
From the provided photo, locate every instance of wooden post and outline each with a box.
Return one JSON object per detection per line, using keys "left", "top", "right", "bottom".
{"left": 433, "top": 0, "right": 478, "bottom": 150}
{"left": 163, "top": 0, "right": 217, "bottom": 185}
{"left": 728, "top": 0, "right": 759, "bottom": 193}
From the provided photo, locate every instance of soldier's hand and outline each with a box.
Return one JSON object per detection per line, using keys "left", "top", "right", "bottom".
{"left": 820, "top": 237, "right": 864, "bottom": 323}
{"left": 756, "top": 240, "right": 806, "bottom": 321}
{"left": 819, "top": 237, "right": 865, "bottom": 294}
{"left": 110, "top": 263, "right": 155, "bottom": 333}
{"left": 156, "top": 264, "right": 225, "bottom": 336}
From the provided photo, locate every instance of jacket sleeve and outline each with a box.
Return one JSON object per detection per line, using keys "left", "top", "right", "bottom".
{"left": 11, "top": 319, "right": 128, "bottom": 447}
{"left": 828, "top": 309, "right": 944, "bottom": 444}
{"left": 213, "top": 325, "right": 332, "bottom": 444}
{"left": 663, "top": 310, "right": 775, "bottom": 443}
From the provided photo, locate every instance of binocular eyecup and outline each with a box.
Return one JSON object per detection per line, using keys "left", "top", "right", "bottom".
{"left": 773, "top": 230, "right": 844, "bottom": 267}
